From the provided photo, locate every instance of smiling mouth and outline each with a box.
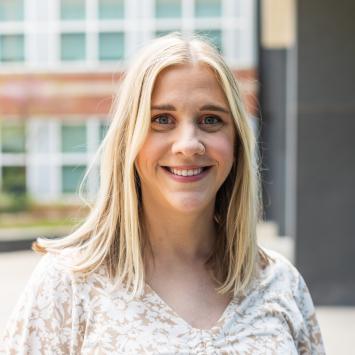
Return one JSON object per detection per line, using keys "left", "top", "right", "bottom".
{"left": 162, "top": 166, "right": 211, "bottom": 177}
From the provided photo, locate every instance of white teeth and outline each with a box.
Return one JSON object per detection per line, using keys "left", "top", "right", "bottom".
{"left": 169, "top": 167, "right": 203, "bottom": 176}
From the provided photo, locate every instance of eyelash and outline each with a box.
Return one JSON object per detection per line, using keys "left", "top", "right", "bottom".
{"left": 151, "top": 114, "right": 223, "bottom": 127}
{"left": 201, "top": 116, "right": 221, "bottom": 125}
{"left": 152, "top": 115, "right": 174, "bottom": 125}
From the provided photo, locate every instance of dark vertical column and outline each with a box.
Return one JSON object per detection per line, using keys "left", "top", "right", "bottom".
{"left": 259, "top": 49, "right": 287, "bottom": 233}
{"left": 296, "top": 0, "right": 355, "bottom": 304}
{"left": 258, "top": 0, "right": 296, "bottom": 236}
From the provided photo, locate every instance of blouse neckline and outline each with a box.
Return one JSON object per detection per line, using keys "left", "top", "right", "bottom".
{"left": 144, "top": 283, "right": 237, "bottom": 333}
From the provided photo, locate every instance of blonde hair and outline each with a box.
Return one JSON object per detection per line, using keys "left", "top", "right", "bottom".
{"left": 34, "top": 33, "right": 267, "bottom": 297}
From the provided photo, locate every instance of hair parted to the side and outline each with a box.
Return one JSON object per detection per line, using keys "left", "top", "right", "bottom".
{"left": 33, "top": 32, "right": 268, "bottom": 298}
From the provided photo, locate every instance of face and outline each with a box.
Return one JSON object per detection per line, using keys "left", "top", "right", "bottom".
{"left": 135, "top": 64, "right": 235, "bottom": 214}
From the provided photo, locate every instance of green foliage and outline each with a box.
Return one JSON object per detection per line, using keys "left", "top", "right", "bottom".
{"left": 0, "top": 192, "right": 31, "bottom": 213}
{"left": 2, "top": 166, "right": 26, "bottom": 194}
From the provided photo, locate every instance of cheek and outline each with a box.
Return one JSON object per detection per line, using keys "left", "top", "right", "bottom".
{"left": 210, "top": 134, "right": 235, "bottom": 168}
{"left": 136, "top": 135, "right": 166, "bottom": 174}
{"left": 136, "top": 142, "right": 150, "bottom": 178}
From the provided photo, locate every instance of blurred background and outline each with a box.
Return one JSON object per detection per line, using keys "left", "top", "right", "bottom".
{"left": 0, "top": 0, "right": 354, "bottom": 353}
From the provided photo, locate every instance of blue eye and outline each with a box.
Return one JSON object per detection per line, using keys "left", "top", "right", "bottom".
{"left": 153, "top": 115, "right": 173, "bottom": 125}
{"left": 201, "top": 116, "right": 221, "bottom": 125}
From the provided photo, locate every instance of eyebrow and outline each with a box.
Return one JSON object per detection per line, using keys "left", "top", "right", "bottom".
{"left": 151, "top": 103, "right": 230, "bottom": 114}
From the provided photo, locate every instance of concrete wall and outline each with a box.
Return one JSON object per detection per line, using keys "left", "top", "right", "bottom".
{"left": 296, "top": 0, "right": 355, "bottom": 305}
{"left": 259, "top": 0, "right": 355, "bottom": 305}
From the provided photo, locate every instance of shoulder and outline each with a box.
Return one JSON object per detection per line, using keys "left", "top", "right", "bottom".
{"left": 29, "top": 250, "right": 111, "bottom": 294}
{"left": 253, "top": 247, "right": 305, "bottom": 298}
{"left": 1, "top": 250, "right": 111, "bottom": 353}
{"left": 28, "top": 251, "right": 77, "bottom": 287}
{"left": 255, "top": 250, "right": 325, "bottom": 352}
{"left": 6, "top": 251, "right": 82, "bottom": 315}
{"left": 14, "top": 249, "right": 108, "bottom": 308}
{"left": 260, "top": 247, "right": 299, "bottom": 278}
{"left": 254, "top": 247, "right": 318, "bottom": 321}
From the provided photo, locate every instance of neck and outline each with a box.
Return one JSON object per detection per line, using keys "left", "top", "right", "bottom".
{"left": 142, "top": 201, "right": 217, "bottom": 266}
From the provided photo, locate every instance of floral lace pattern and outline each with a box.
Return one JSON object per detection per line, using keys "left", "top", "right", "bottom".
{"left": 1, "top": 248, "right": 325, "bottom": 354}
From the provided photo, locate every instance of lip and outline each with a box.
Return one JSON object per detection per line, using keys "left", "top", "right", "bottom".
{"left": 160, "top": 166, "right": 211, "bottom": 183}
{"left": 164, "top": 165, "right": 209, "bottom": 169}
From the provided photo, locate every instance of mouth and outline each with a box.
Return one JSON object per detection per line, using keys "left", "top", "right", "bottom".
{"left": 161, "top": 166, "right": 212, "bottom": 177}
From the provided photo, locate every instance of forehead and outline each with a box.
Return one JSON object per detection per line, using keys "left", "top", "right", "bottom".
{"left": 151, "top": 64, "right": 228, "bottom": 104}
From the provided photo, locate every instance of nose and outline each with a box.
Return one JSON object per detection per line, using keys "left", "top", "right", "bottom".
{"left": 171, "top": 123, "right": 205, "bottom": 156}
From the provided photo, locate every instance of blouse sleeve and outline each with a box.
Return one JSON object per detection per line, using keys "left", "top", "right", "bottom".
{"left": 293, "top": 272, "right": 326, "bottom": 355}
{"left": 0, "top": 253, "right": 84, "bottom": 355}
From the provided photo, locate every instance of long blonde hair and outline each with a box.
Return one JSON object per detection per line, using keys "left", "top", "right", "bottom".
{"left": 34, "top": 33, "right": 267, "bottom": 297}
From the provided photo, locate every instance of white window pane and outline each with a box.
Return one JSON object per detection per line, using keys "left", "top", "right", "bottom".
{"left": 155, "top": 0, "right": 181, "bottom": 18}
{"left": 196, "top": 29, "right": 222, "bottom": 53}
{"left": 0, "top": 34, "right": 24, "bottom": 62}
{"left": 99, "top": 0, "right": 124, "bottom": 19}
{"left": 61, "top": 123, "right": 87, "bottom": 153}
{"left": 0, "top": 0, "right": 23, "bottom": 22}
{"left": 99, "top": 121, "right": 109, "bottom": 142}
{"left": 195, "top": 0, "right": 221, "bottom": 18}
{"left": 99, "top": 32, "right": 124, "bottom": 61}
{"left": 62, "top": 165, "right": 86, "bottom": 194}
{"left": 61, "top": 0, "right": 86, "bottom": 20}
{"left": 155, "top": 30, "right": 180, "bottom": 38}
{"left": 61, "top": 33, "right": 86, "bottom": 61}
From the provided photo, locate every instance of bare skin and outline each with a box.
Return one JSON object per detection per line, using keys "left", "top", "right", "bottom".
{"left": 145, "top": 254, "right": 232, "bottom": 330}
{"left": 136, "top": 64, "right": 235, "bottom": 329}
{"left": 143, "top": 201, "right": 232, "bottom": 329}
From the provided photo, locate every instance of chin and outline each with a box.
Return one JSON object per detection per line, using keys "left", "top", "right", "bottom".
{"left": 168, "top": 195, "right": 213, "bottom": 214}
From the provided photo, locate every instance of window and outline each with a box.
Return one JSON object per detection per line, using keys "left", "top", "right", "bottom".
{"left": 30, "top": 120, "right": 51, "bottom": 153}
{"left": 60, "top": 0, "right": 86, "bottom": 20}
{"left": 2, "top": 166, "right": 26, "bottom": 194}
{"left": 60, "top": 33, "right": 86, "bottom": 61}
{"left": 99, "top": 0, "right": 124, "bottom": 19}
{"left": 0, "top": 0, "right": 23, "bottom": 22}
{"left": 155, "top": 0, "right": 181, "bottom": 18}
{"left": 195, "top": 0, "right": 221, "bottom": 18}
{"left": 62, "top": 165, "right": 86, "bottom": 194}
{"left": 61, "top": 123, "right": 87, "bottom": 153}
{"left": 0, "top": 34, "right": 25, "bottom": 62}
{"left": 1, "top": 121, "right": 26, "bottom": 153}
{"left": 195, "top": 29, "right": 222, "bottom": 52}
{"left": 155, "top": 30, "right": 180, "bottom": 38}
{"left": 99, "top": 32, "right": 124, "bottom": 61}
{"left": 99, "top": 121, "right": 109, "bottom": 142}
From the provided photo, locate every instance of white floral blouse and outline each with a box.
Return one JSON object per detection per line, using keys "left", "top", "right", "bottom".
{"left": 1, "top": 248, "right": 325, "bottom": 354}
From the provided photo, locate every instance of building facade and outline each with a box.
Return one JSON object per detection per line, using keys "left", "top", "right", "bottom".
{"left": 0, "top": 0, "right": 257, "bottom": 203}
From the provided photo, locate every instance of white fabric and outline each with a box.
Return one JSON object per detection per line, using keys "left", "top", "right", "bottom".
{"left": 1, "top": 248, "right": 325, "bottom": 354}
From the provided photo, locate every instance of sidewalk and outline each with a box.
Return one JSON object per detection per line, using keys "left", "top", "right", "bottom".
{"left": 1, "top": 230, "right": 354, "bottom": 354}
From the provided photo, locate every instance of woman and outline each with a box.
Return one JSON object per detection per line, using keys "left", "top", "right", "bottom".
{"left": 1, "top": 34, "right": 325, "bottom": 354}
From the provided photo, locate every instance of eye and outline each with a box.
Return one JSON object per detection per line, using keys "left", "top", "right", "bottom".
{"left": 201, "top": 116, "right": 221, "bottom": 125}
{"left": 151, "top": 114, "right": 175, "bottom": 131}
{"left": 200, "top": 115, "right": 223, "bottom": 130}
{"left": 152, "top": 114, "right": 173, "bottom": 125}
